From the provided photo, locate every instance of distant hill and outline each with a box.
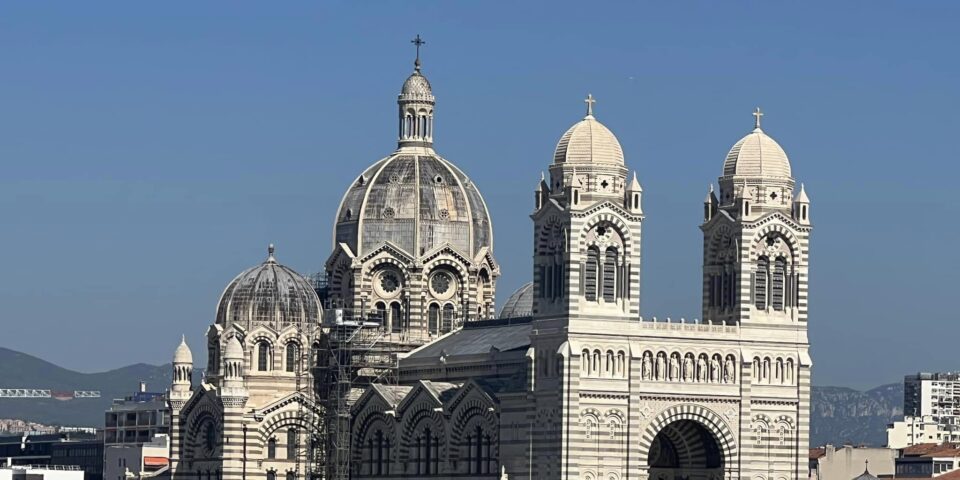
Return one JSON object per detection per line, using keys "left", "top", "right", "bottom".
{"left": 810, "top": 382, "right": 904, "bottom": 447}
{"left": 0, "top": 347, "right": 904, "bottom": 445}
{"left": 0, "top": 347, "right": 172, "bottom": 427}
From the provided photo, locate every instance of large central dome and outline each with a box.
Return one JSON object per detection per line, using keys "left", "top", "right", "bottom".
{"left": 334, "top": 153, "right": 492, "bottom": 258}
{"left": 332, "top": 58, "right": 493, "bottom": 260}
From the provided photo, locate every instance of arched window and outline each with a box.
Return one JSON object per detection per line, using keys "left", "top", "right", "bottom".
{"left": 605, "top": 351, "right": 614, "bottom": 377}
{"left": 585, "top": 247, "right": 599, "bottom": 301}
{"left": 390, "top": 302, "right": 402, "bottom": 333}
{"left": 544, "top": 265, "right": 556, "bottom": 298}
{"left": 374, "top": 430, "right": 385, "bottom": 475}
{"left": 772, "top": 257, "right": 786, "bottom": 311}
{"left": 375, "top": 302, "right": 386, "bottom": 326}
{"left": 204, "top": 422, "right": 216, "bottom": 453}
{"left": 428, "top": 304, "right": 439, "bottom": 335}
{"left": 441, "top": 304, "right": 455, "bottom": 333}
{"left": 415, "top": 427, "right": 439, "bottom": 475}
{"left": 257, "top": 341, "right": 271, "bottom": 372}
{"left": 603, "top": 247, "right": 617, "bottom": 302}
{"left": 208, "top": 340, "right": 219, "bottom": 375}
{"left": 286, "top": 428, "right": 297, "bottom": 460}
{"left": 754, "top": 257, "right": 769, "bottom": 310}
{"left": 285, "top": 342, "right": 299, "bottom": 373}
{"left": 554, "top": 260, "right": 563, "bottom": 299}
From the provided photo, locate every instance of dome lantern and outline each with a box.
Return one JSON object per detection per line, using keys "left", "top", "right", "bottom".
{"left": 398, "top": 34, "right": 436, "bottom": 149}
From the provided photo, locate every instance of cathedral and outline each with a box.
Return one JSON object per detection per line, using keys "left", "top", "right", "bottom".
{"left": 168, "top": 43, "right": 813, "bottom": 480}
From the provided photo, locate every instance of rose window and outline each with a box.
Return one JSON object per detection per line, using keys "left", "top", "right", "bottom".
{"left": 380, "top": 273, "right": 399, "bottom": 294}
{"left": 431, "top": 273, "right": 451, "bottom": 294}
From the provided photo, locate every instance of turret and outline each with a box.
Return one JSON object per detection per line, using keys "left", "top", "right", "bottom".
{"left": 171, "top": 335, "right": 193, "bottom": 394}
{"left": 793, "top": 183, "right": 811, "bottom": 225}
{"left": 625, "top": 171, "right": 643, "bottom": 214}
{"left": 703, "top": 184, "right": 718, "bottom": 222}
{"left": 221, "top": 336, "right": 247, "bottom": 392}
{"left": 535, "top": 172, "right": 550, "bottom": 211}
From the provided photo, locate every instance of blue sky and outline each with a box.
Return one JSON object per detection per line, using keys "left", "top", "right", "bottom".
{"left": 1, "top": 1, "right": 957, "bottom": 389}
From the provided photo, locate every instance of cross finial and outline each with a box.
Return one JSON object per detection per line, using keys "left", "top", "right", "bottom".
{"left": 411, "top": 34, "right": 426, "bottom": 72}
{"left": 584, "top": 93, "right": 596, "bottom": 117}
{"left": 753, "top": 107, "right": 764, "bottom": 129}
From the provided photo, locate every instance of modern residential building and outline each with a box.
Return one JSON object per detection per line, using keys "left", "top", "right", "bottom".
{"left": 104, "top": 383, "right": 169, "bottom": 447}
{"left": 0, "top": 464, "right": 85, "bottom": 480}
{"left": 895, "top": 443, "right": 960, "bottom": 478}
{"left": 0, "top": 431, "right": 102, "bottom": 480}
{"left": 888, "top": 373, "right": 960, "bottom": 448}
{"left": 889, "top": 416, "right": 945, "bottom": 449}
{"left": 808, "top": 445, "right": 895, "bottom": 480}
{"left": 103, "top": 435, "right": 169, "bottom": 480}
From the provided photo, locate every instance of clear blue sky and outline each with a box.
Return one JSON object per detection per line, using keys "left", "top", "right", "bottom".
{"left": 1, "top": 1, "right": 957, "bottom": 389}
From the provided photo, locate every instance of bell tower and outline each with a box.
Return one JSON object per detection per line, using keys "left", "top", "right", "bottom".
{"left": 531, "top": 95, "right": 643, "bottom": 324}
{"left": 701, "top": 108, "right": 813, "bottom": 480}
{"left": 701, "top": 108, "right": 812, "bottom": 326}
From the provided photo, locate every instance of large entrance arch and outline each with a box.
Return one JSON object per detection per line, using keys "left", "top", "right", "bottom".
{"left": 648, "top": 420, "right": 722, "bottom": 480}
{"left": 640, "top": 405, "right": 738, "bottom": 480}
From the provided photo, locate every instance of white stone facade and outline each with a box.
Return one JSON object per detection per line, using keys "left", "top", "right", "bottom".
{"left": 352, "top": 101, "right": 813, "bottom": 480}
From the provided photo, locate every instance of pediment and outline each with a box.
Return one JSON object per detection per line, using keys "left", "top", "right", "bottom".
{"left": 179, "top": 384, "right": 221, "bottom": 420}
{"left": 396, "top": 380, "right": 448, "bottom": 416}
{"left": 324, "top": 242, "right": 356, "bottom": 271}
{"left": 446, "top": 378, "right": 498, "bottom": 413}
{"left": 257, "top": 391, "right": 322, "bottom": 418}
{"left": 530, "top": 198, "right": 565, "bottom": 221}
{"left": 574, "top": 199, "right": 642, "bottom": 221}
{"left": 421, "top": 242, "right": 472, "bottom": 267}
{"left": 747, "top": 210, "right": 808, "bottom": 232}
{"left": 357, "top": 241, "right": 416, "bottom": 265}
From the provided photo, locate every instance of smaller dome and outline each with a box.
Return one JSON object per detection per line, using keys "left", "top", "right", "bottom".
{"left": 723, "top": 127, "right": 792, "bottom": 178}
{"left": 499, "top": 282, "right": 533, "bottom": 318}
{"left": 173, "top": 335, "right": 193, "bottom": 364}
{"left": 215, "top": 244, "right": 322, "bottom": 329}
{"left": 224, "top": 336, "right": 244, "bottom": 360}
{"left": 401, "top": 72, "right": 433, "bottom": 96}
{"left": 554, "top": 115, "right": 624, "bottom": 165}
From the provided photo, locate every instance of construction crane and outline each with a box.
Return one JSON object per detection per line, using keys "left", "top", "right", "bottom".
{"left": 0, "top": 389, "right": 101, "bottom": 399}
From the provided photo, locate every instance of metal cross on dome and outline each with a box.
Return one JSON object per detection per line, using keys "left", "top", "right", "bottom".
{"left": 411, "top": 34, "right": 425, "bottom": 68}
{"left": 753, "top": 107, "right": 764, "bottom": 129}
{"left": 585, "top": 93, "right": 596, "bottom": 116}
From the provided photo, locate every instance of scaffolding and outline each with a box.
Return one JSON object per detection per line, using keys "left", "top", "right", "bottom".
{"left": 318, "top": 308, "right": 411, "bottom": 480}
{"left": 277, "top": 272, "right": 426, "bottom": 480}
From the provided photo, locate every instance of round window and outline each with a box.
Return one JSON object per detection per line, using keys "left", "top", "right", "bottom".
{"left": 431, "top": 273, "right": 450, "bottom": 294}
{"left": 430, "top": 272, "right": 456, "bottom": 300}
{"left": 374, "top": 271, "right": 401, "bottom": 298}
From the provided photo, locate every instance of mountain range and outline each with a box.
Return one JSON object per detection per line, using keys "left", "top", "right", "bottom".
{"left": 0, "top": 346, "right": 903, "bottom": 447}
